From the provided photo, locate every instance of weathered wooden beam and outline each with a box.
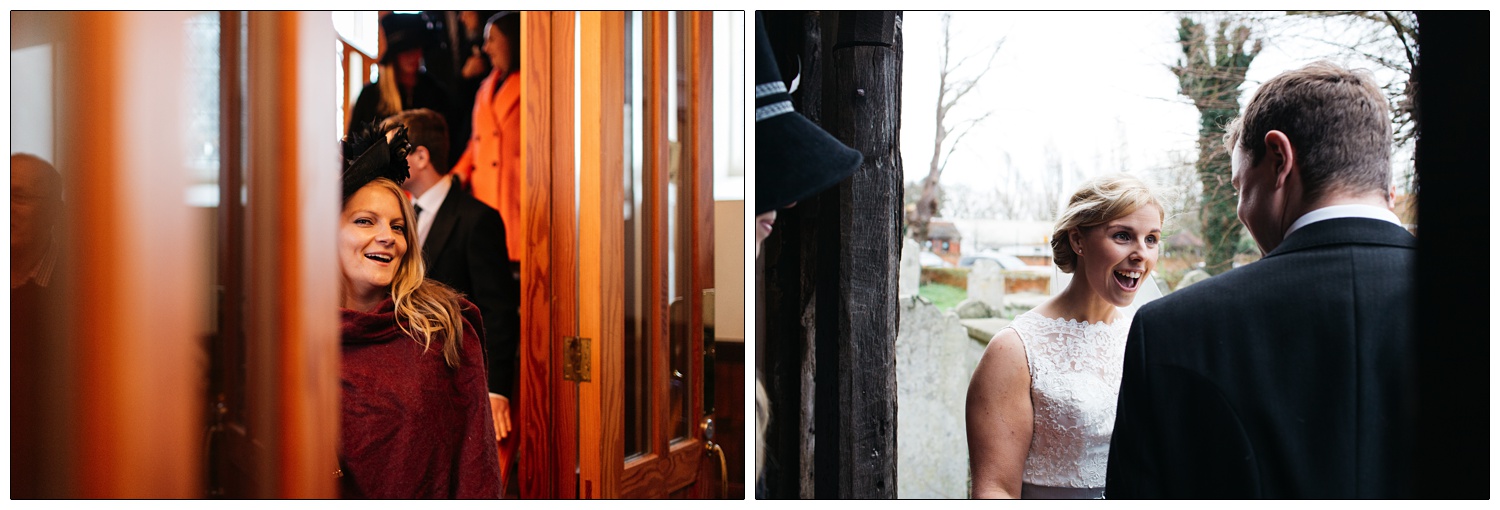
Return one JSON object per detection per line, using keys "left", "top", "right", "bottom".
{"left": 760, "top": 11, "right": 902, "bottom": 499}
{"left": 817, "top": 10, "right": 903, "bottom": 500}
{"left": 760, "top": 10, "right": 827, "bottom": 500}
{"left": 834, "top": 11, "right": 897, "bottom": 49}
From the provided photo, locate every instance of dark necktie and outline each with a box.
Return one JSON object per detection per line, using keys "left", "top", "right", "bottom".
{"left": 414, "top": 204, "right": 423, "bottom": 223}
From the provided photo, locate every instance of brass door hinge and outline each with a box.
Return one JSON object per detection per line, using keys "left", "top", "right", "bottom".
{"left": 564, "top": 336, "right": 591, "bottom": 382}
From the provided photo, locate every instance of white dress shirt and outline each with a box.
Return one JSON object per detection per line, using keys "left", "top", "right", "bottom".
{"left": 412, "top": 174, "right": 454, "bottom": 250}
{"left": 1285, "top": 203, "right": 1403, "bottom": 238}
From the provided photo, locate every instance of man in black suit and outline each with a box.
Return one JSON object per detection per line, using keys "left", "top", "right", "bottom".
{"left": 1105, "top": 62, "right": 1417, "bottom": 498}
{"left": 386, "top": 109, "right": 520, "bottom": 443}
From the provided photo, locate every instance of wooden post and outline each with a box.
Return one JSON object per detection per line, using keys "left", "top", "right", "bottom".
{"left": 244, "top": 11, "right": 343, "bottom": 498}
{"left": 760, "top": 11, "right": 824, "bottom": 499}
{"left": 817, "top": 10, "right": 902, "bottom": 499}
{"left": 759, "top": 10, "right": 902, "bottom": 499}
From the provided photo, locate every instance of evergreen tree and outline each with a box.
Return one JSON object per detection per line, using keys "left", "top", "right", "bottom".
{"left": 1172, "top": 17, "right": 1261, "bottom": 275}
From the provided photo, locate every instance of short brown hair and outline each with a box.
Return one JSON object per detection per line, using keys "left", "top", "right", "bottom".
{"left": 1224, "top": 61, "right": 1392, "bottom": 202}
{"left": 384, "top": 108, "right": 450, "bottom": 174}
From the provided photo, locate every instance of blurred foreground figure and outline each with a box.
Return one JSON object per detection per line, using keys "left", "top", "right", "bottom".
{"left": 12, "top": 153, "right": 62, "bottom": 290}
{"left": 11, "top": 153, "right": 64, "bottom": 499}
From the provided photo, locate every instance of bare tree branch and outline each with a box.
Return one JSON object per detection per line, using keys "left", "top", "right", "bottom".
{"left": 937, "top": 111, "right": 994, "bottom": 176}
{"left": 910, "top": 12, "right": 1006, "bottom": 245}
{"left": 945, "top": 41, "right": 1004, "bottom": 104}
{"left": 1383, "top": 11, "right": 1417, "bottom": 70}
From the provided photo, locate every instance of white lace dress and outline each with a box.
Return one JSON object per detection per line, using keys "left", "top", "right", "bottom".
{"left": 1007, "top": 310, "right": 1131, "bottom": 499}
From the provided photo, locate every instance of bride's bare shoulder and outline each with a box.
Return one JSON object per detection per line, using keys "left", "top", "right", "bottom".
{"left": 973, "top": 327, "right": 1028, "bottom": 387}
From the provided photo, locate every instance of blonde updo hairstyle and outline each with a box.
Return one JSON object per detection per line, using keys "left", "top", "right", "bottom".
{"left": 1050, "top": 174, "right": 1166, "bottom": 274}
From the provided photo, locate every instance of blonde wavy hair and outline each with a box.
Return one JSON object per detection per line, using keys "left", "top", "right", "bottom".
{"left": 375, "top": 63, "right": 404, "bottom": 119}
{"left": 755, "top": 378, "right": 769, "bottom": 480}
{"left": 349, "top": 178, "right": 466, "bottom": 368}
{"left": 1050, "top": 174, "right": 1166, "bottom": 274}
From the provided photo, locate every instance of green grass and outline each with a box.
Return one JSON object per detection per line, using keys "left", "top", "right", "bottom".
{"left": 918, "top": 283, "right": 967, "bottom": 311}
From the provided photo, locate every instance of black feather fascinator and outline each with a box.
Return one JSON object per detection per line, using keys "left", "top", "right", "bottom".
{"left": 341, "top": 122, "right": 413, "bottom": 199}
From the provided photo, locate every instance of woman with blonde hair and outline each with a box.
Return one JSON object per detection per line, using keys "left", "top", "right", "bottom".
{"left": 347, "top": 13, "right": 459, "bottom": 152}
{"left": 965, "top": 174, "right": 1164, "bottom": 499}
{"left": 337, "top": 122, "right": 500, "bottom": 498}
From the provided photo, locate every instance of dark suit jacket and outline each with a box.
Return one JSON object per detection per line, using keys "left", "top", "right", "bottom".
{"left": 423, "top": 180, "right": 520, "bottom": 397}
{"left": 1105, "top": 218, "right": 1418, "bottom": 499}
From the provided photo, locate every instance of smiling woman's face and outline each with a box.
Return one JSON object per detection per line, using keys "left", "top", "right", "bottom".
{"left": 1072, "top": 204, "right": 1162, "bottom": 307}
{"left": 339, "top": 183, "right": 409, "bottom": 301}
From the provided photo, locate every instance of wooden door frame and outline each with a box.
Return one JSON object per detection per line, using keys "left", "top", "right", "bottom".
{"left": 204, "top": 11, "right": 341, "bottom": 499}
{"left": 9, "top": 11, "right": 337, "bottom": 498}
{"left": 210, "top": 9, "right": 251, "bottom": 498}
{"left": 43, "top": 11, "right": 207, "bottom": 497}
{"left": 618, "top": 10, "right": 716, "bottom": 499}
{"left": 519, "top": 10, "right": 580, "bottom": 500}
{"left": 241, "top": 10, "right": 342, "bottom": 498}
{"left": 518, "top": 10, "right": 716, "bottom": 499}
{"left": 576, "top": 10, "right": 628, "bottom": 499}
{"left": 685, "top": 11, "right": 716, "bottom": 496}
{"left": 621, "top": 9, "right": 671, "bottom": 498}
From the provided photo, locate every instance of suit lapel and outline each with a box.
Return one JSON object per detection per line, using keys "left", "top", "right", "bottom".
{"left": 423, "top": 182, "right": 464, "bottom": 266}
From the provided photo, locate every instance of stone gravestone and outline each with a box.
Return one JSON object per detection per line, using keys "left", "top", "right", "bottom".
{"left": 953, "top": 298, "right": 992, "bottom": 319}
{"left": 967, "top": 258, "right": 1006, "bottom": 312}
{"left": 896, "top": 295, "right": 980, "bottom": 498}
{"left": 1176, "top": 268, "right": 1211, "bottom": 291}
{"left": 899, "top": 238, "right": 921, "bottom": 298}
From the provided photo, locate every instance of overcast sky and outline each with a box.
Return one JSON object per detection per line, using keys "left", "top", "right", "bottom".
{"left": 899, "top": 11, "right": 1415, "bottom": 217}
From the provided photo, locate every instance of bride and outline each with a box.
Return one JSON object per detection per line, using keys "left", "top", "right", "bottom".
{"left": 965, "top": 175, "right": 1164, "bottom": 499}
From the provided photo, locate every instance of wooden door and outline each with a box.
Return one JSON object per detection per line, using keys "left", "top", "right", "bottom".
{"left": 9, "top": 11, "right": 206, "bottom": 497}
{"left": 517, "top": 10, "right": 721, "bottom": 499}
{"left": 518, "top": 10, "right": 578, "bottom": 499}
{"left": 613, "top": 10, "right": 720, "bottom": 499}
{"left": 206, "top": 11, "right": 343, "bottom": 499}
{"left": 9, "top": 11, "right": 338, "bottom": 498}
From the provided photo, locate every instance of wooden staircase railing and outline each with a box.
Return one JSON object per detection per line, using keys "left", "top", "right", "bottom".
{"left": 338, "top": 35, "right": 376, "bottom": 135}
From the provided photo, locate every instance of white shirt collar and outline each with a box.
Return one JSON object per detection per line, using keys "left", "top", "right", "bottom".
{"left": 412, "top": 174, "right": 453, "bottom": 249}
{"left": 1285, "top": 203, "right": 1403, "bottom": 237}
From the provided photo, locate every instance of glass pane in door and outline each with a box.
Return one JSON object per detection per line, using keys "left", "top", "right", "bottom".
{"left": 622, "top": 10, "right": 650, "bottom": 460}
{"left": 667, "top": 10, "right": 691, "bottom": 443}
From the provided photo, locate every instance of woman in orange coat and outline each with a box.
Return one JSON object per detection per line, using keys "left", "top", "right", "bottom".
{"left": 452, "top": 11, "right": 521, "bottom": 267}
{"left": 449, "top": 10, "right": 522, "bottom": 494}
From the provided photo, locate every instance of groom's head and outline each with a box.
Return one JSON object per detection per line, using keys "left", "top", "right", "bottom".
{"left": 1225, "top": 61, "right": 1393, "bottom": 253}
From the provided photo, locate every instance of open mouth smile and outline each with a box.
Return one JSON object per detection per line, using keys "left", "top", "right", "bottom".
{"left": 1113, "top": 269, "right": 1142, "bottom": 291}
{"left": 365, "top": 253, "right": 394, "bottom": 264}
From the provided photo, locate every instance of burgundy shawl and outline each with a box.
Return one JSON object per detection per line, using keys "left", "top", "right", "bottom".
{"left": 339, "top": 296, "right": 501, "bottom": 499}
